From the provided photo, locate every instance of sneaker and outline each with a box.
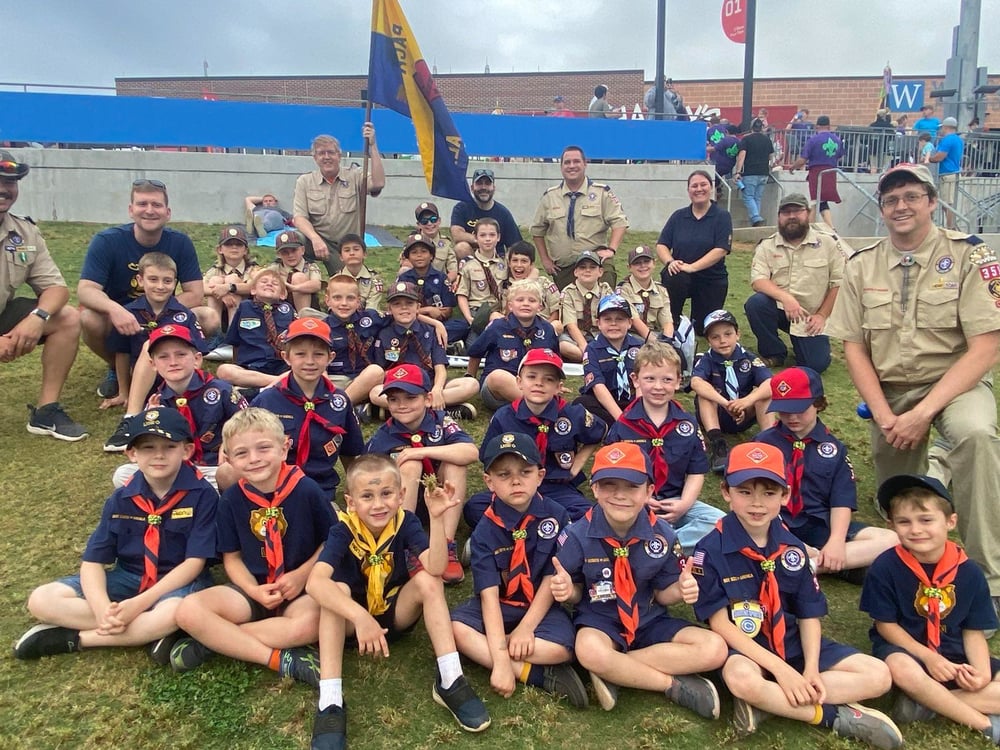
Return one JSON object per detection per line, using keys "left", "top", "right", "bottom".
{"left": 834, "top": 566, "right": 869, "bottom": 585}
{"left": 96, "top": 369, "right": 119, "bottom": 398}
{"left": 433, "top": 674, "right": 490, "bottom": 732}
{"left": 891, "top": 692, "right": 936, "bottom": 724}
{"left": 832, "top": 703, "right": 903, "bottom": 750}
{"left": 666, "top": 674, "right": 720, "bottom": 719}
{"left": 710, "top": 438, "right": 729, "bottom": 475}
{"left": 460, "top": 537, "right": 472, "bottom": 567}
{"left": 589, "top": 671, "right": 619, "bottom": 711}
{"left": 278, "top": 647, "right": 321, "bottom": 687}
{"left": 169, "top": 637, "right": 212, "bottom": 672}
{"left": 147, "top": 630, "right": 187, "bottom": 666}
{"left": 26, "top": 403, "right": 89, "bottom": 442}
{"left": 752, "top": 219, "right": 766, "bottom": 228}
{"left": 311, "top": 703, "right": 347, "bottom": 750}
{"left": 354, "top": 403, "right": 371, "bottom": 424}
{"left": 542, "top": 663, "right": 589, "bottom": 708}
{"left": 732, "top": 696, "right": 771, "bottom": 736}
{"left": 447, "top": 340, "right": 466, "bottom": 356}
{"left": 13, "top": 624, "right": 80, "bottom": 659}
{"left": 103, "top": 416, "right": 132, "bottom": 453}
{"left": 989, "top": 714, "right": 1000, "bottom": 744}
{"left": 444, "top": 540, "right": 465, "bottom": 584}
{"left": 988, "top": 597, "right": 1000, "bottom": 639}
{"left": 445, "top": 403, "right": 477, "bottom": 421}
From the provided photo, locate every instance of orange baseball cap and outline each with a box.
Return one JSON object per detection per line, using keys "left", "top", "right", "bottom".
{"left": 591, "top": 441, "right": 653, "bottom": 484}
{"left": 284, "top": 317, "right": 331, "bottom": 346}
{"left": 725, "top": 442, "right": 788, "bottom": 487}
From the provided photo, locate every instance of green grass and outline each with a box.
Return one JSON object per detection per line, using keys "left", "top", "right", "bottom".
{"left": 1, "top": 220, "right": 997, "bottom": 749}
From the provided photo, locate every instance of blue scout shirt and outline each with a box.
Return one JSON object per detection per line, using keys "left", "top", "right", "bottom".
{"left": 324, "top": 309, "right": 383, "bottom": 378}
{"left": 371, "top": 319, "right": 446, "bottom": 370}
{"left": 155, "top": 369, "right": 248, "bottom": 464}
{"left": 366, "top": 409, "right": 474, "bottom": 466}
{"left": 467, "top": 313, "right": 559, "bottom": 381}
{"left": 692, "top": 514, "right": 826, "bottom": 662}
{"left": 691, "top": 343, "right": 771, "bottom": 399}
{"left": 84, "top": 461, "right": 218, "bottom": 578}
{"left": 656, "top": 202, "right": 732, "bottom": 283}
{"left": 224, "top": 299, "right": 295, "bottom": 369}
{"left": 580, "top": 332, "right": 645, "bottom": 402}
{"left": 397, "top": 266, "right": 458, "bottom": 309}
{"left": 217, "top": 472, "right": 334, "bottom": 585}
{"left": 108, "top": 296, "right": 207, "bottom": 362}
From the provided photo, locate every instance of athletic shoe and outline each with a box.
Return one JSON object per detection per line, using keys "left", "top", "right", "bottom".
{"left": 445, "top": 403, "right": 477, "bottom": 421}
{"left": 460, "top": 538, "right": 472, "bottom": 567}
{"left": 169, "top": 637, "right": 212, "bottom": 672}
{"left": 988, "top": 597, "right": 1000, "bottom": 639}
{"left": 834, "top": 566, "right": 869, "bottom": 585}
{"left": 589, "top": 671, "right": 619, "bottom": 711}
{"left": 891, "top": 692, "right": 936, "bottom": 724}
{"left": 13, "top": 624, "right": 80, "bottom": 659}
{"left": 542, "top": 663, "right": 589, "bottom": 708}
{"left": 26, "top": 402, "right": 89, "bottom": 442}
{"left": 760, "top": 355, "right": 786, "bottom": 369}
{"left": 732, "top": 696, "right": 771, "bottom": 736}
{"left": 666, "top": 674, "right": 720, "bottom": 719}
{"left": 96, "top": 369, "right": 119, "bottom": 398}
{"left": 710, "top": 438, "right": 729, "bottom": 475}
{"left": 278, "top": 647, "right": 321, "bottom": 687}
{"left": 447, "top": 340, "right": 466, "bottom": 356}
{"left": 989, "top": 714, "right": 1000, "bottom": 744}
{"left": 832, "top": 703, "right": 903, "bottom": 750}
{"left": 432, "top": 674, "right": 491, "bottom": 732}
{"left": 103, "top": 416, "right": 131, "bottom": 453}
{"left": 354, "top": 403, "right": 371, "bottom": 424}
{"left": 311, "top": 704, "right": 347, "bottom": 750}
{"left": 147, "top": 630, "right": 187, "bottom": 666}
{"left": 443, "top": 540, "right": 465, "bottom": 584}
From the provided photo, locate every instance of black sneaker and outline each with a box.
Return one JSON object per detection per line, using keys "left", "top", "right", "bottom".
{"left": 13, "top": 624, "right": 80, "bottom": 659}
{"left": 445, "top": 403, "right": 477, "bottom": 421}
{"left": 589, "top": 671, "right": 619, "bottom": 711}
{"left": 447, "top": 340, "right": 466, "bottom": 356}
{"left": 891, "top": 692, "right": 936, "bottom": 724}
{"left": 26, "top": 403, "right": 89, "bottom": 442}
{"left": 147, "top": 630, "right": 187, "bottom": 666}
{"left": 311, "top": 703, "right": 347, "bottom": 750}
{"left": 353, "top": 403, "right": 371, "bottom": 424}
{"left": 666, "top": 674, "right": 720, "bottom": 719}
{"left": 760, "top": 355, "right": 786, "bottom": 369}
{"left": 832, "top": 703, "right": 903, "bottom": 750}
{"left": 103, "top": 417, "right": 131, "bottom": 453}
{"left": 169, "top": 637, "right": 212, "bottom": 672}
{"left": 432, "top": 674, "right": 491, "bottom": 732}
{"left": 278, "top": 647, "right": 320, "bottom": 687}
{"left": 542, "top": 663, "right": 589, "bottom": 708}
{"left": 710, "top": 438, "right": 729, "bottom": 474}
{"left": 96, "top": 369, "right": 119, "bottom": 398}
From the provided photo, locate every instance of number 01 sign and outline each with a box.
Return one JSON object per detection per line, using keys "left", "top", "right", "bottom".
{"left": 721, "top": 0, "right": 746, "bottom": 43}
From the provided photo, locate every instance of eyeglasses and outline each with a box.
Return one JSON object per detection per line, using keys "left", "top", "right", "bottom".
{"left": 880, "top": 191, "right": 929, "bottom": 209}
{"left": 417, "top": 215, "right": 439, "bottom": 225}
{"left": 314, "top": 150, "right": 340, "bottom": 158}
{"left": 132, "top": 179, "right": 166, "bottom": 189}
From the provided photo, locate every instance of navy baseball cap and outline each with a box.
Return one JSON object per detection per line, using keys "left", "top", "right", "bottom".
{"left": 768, "top": 367, "right": 824, "bottom": 413}
{"left": 877, "top": 474, "right": 954, "bottom": 518}
{"left": 703, "top": 309, "right": 739, "bottom": 334}
{"left": 380, "top": 363, "right": 431, "bottom": 395}
{"left": 482, "top": 432, "right": 542, "bottom": 470}
{"left": 591, "top": 442, "right": 654, "bottom": 484}
{"left": 125, "top": 408, "right": 193, "bottom": 448}
{"left": 597, "top": 293, "right": 632, "bottom": 317}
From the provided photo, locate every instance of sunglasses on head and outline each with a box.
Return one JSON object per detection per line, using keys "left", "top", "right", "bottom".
{"left": 0, "top": 161, "right": 21, "bottom": 172}
{"left": 132, "top": 179, "right": 167, "bottom": 189}
{"left": 417, "top": 215, "right": 439, "bottom": 225}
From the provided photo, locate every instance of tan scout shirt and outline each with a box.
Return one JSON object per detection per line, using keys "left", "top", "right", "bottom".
{"left": 616, "top": 275, "right": 673, "bottom": 334}
{"left": 430, "top": 236, "right": 458, "bottom": 276}
{"left": 826, "top": 227, "right": 1000, "bottom": 386}
{"left": 456, "top": 251, "right": 508, "bottom": 309}
{"left": 529, "top": 179, "right": 629, "bottom": 267}
{"left": 500, "top": 275, "right": 561, "bottom": 318}
{"left": 751, "top": 226, "right": 848, "bottom": 316}
{"left": 343, "top": 265, "right": 385, "bottom": 312}
{"left": 561, "top": 281, "right": 615, "bottom": 337}
{"left": 0, "top": 213, "right": 65, "bottom": 311}
{"left": 292, "top": 168, "right": 365, "bottom": 247}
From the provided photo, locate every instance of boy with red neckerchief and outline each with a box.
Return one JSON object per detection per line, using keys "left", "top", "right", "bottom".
{"left": 692, "top": 442, "right": 901, "bottom": 747}
{"left": 861, "top": 475, "right": 1000, "bottom": 743}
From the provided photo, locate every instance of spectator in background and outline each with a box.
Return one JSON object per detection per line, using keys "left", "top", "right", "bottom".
{"left": 244, "top": 194, "right": 292, "bottom": 238}
{"left": 789, "top": 115, "right": 845, "bottom": 228}
{"left": 894, "top": 114, "right": 909, "bottom": 134}
{"left": 449, "top": 169, "right": 522, "bottom": 259}
{"left": 732, "top": 119, "right": 775, "bottom": 227}
{"left": 707, "top": 124, "right": 740, "bottom": 198}
{"left": 664, "top": 79, "right": 688, "bottom": 121}
{"left": 928, "top": 116, "right": 964, "bottom": 229}
{"left": 588, "top": 84, "right": 613, "bottom": 119}
{"left": 912, "top": 104, "right": 941, "bottom": 138}
{"left": 550, "top": 95, "right": 573, "bottom": 117}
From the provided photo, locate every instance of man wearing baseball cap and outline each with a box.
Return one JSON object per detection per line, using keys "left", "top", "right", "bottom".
{"left": 449, "top": 169, "right": 522, "bottom": 260}
{"left": 827, "top": 161, "right": 1000, "bottom": 613}
{"left": 745, "top": 192, "right": 850, "bottom": 372}
{"left": 928, "top": 117, "right": 964, "bottom": 229}
{"left": 0, "top": 149, "right": 87, "bottom": 441}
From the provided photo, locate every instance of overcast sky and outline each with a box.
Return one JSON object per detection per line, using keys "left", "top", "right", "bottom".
{"left": 6, "top": 1, "right": 1000, "bottom": 89}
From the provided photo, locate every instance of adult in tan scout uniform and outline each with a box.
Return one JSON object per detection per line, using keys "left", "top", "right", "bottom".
{"left": 826, "top": 163, "right": 1000, "bottom": 605}
{"left": 530, "top": 145, "right": 628, "bottom": 289}
{"left": 745, "top": 193, "right": 848, "bottom": 373}
{"left": 292, "top": 125, "right": 385, "bottom": 275}
{"left": 0, "top": 150, "right": 87, "bottom": 441}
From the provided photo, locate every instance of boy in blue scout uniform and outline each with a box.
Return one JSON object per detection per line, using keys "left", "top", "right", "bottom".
{"left": 320, "top": 273, "right": 385, "bottom": 410}
{"left": 559, "top": 249, "right": 615, "bottom": 363}
{"left": 396, "top": 233, "right": 470, "bottom": 347}
{"left": 692, "top": 442, "right": 901, "bottom": 746}
{"left": 756, "top": 367, "right": 897, "bottom": 581}
{"left": 451, "top": 432, "right": 588, "bottom": 707}
{"left": 251, "top": 317, "right": 365, "bottom": 499}
{"left": 217, "top": 267, "right": 296, "bottom": 388}
{"left": 861, "top": 475, "right": 1000, "bottom": 743}
{"left": 690, "top": 309, "right": 775, "bottom": 473}
{"left": 15, "top": 408, "right": 217, "bottom": 660}
{"left": 169, "top": 408, "right": 334, "bottom": 684}
{"left": 550, "top": 441, "right": 727, "bottom": 715}
{"left": 466, "top": 278, "right": 560, "bottom": 413}
{"left": 337, "top": 232, "right": 385, "bottom": 313}
{"left": 112, "top": 324, "right": 248, "bottom": 491}
{"left": 467, "top": 347, "right": 606, "bottom": 527}
{"left": 607, "top": 341, "right": 724, "bottom": 554}
{"left": 366, "top": 364, "right": 478, "bottom": 585}
{"left": 574, "top": 293, "right": 645, "bottom": 426}
{"left": 306, "top": 454, "right": 490, "bottom": 747}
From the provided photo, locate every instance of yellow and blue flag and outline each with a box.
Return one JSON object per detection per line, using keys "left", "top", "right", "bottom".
{"left": 369, "top": 0, "right": 470, "bottom": 201}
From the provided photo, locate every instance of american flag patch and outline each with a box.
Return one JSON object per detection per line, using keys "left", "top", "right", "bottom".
{"left": 691, "top": 550, "right": 705, "bottom": 566}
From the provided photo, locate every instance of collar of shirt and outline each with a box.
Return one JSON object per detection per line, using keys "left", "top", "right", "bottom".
{"left": 718, "top": 513, "right": 795, "bottom": 555}
{"left": 624, "top": 276, "right": 657, "bottom": 293}
{"left": 682, "top": 201, "right": 720, "bottom": 221}
{"left": 124, "top": 460, "right": 205, "bottom": 498}
{"left": 487, "top": 492, "right": 548, "bottom": 530}
{"left": 312, "top": 170, "right": 347, "bottom": 187}
{"left": 593, "top": 332, "right": 641, "bottom": 352}
{"left": 706, "top": 343, "right": 748, "bottom": 364}
{"left": 560, "top": 178, "right": 593, "bottom": 197}
{"left": 473, "top": 250, "right": 500, "bottom": 265}
{"left": 388, "top": 409, "right": 438, "bottom": 437}
{"left": 505, "top": 312, "right": 540, "bottom": 329}
{"left": 573, "top": 281, "right": 600, "bottom": 297}
{"left": 775, "top": 228, "right": 822, "bottom": 250}
{"left": 389, "top": 320, "right": 425, "bottom": 336}
{"left": 888, "top": 228, "right": 941, "bottom": 269}
{"left": 621, "top": 398, "right": 686, "bottom": 426}
{"left": 514, "top": 395, "right": 561, "bottom": 422}
{"left": 585, "top": 505, "right": 657, "bottom": 542}
{"left": 773, "top": 419, "right": 831, "bottom": 444}
{"left": 159, "top": 369, "right": 211, "bottom": 401}
{"left": 284, "top": 372, "right": 335, "bottom": 401}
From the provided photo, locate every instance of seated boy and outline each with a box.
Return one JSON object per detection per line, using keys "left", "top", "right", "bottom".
{"left": 368, "top": 281, "right": 478, "bottom": 420}
{"left": 757, "top": 367, "right": 897, "bottom": 580}
{"left": 367, "top": 364, "right": 478, "bottom": 584}
{"left": 412, "top": 201, "right": 458, "bottom": 283}
{"left": 608, "top": 341, "right": 724, "bottom": 553}
{"left": 15, "top": 408, "right": 216, "bottom": 660}
{"left": 451, "top": 432, "right": 587, "bottom": 707}
{"left": 337, "top": 233, "right": 385, "bottom": 313}
{"left": 170, "top": 408, "right": 334, "bottom": 683}
{"left": 692, "top": 442, "right": 901, "bottom": 747}
{"left": 616, "top": 245, "right": 674, "bottom": 341}
{"left": 497, "top": 241, "right": 562, "bottom": 335}
{"left": 861, "top": 475, "right": 1000, "bottom": 743}
{"left": 216, "top": 268, "right": 296, "bottom": 389}
{"left": 456, "top": 217, "right": 508, "bottom": 346}
{"left": 559, "top": 249, "right": 614, "bottom": 363}
{"left": 203, "top": 225, "right": 258, "bottom": 329}
{"left": 113, "top": 324, "right": 248, "bottom": 491}
{"left": 690, "top": 309, "right": 775, "bottom": 473}
{"left": 550, "top": 441, "right": 727, "bottom": 714}
{"left": 321, "top": 273, "right": 385, "bottom": 411}
{"left": 574, "top": 294, "right": 644, "bottom": 426}
{"left": 252, "top": 317, "right": 365, "bottom": 500}
{"left": 265, "top": 230, "right": 322, "bottom": 312}
{"left": 396, "top": 233, "right": 470, "bottom": 348}
{"left": 306, "top": 455, "right": 490, "bottom": 747}
{"left": 466, "top": 279, "right": 559, "bottom": 412}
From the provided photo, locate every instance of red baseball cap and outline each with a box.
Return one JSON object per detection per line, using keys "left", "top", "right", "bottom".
{"left": 284, "top": 317, "right": 331, "bottom": 346}
{"left": 380, "top": 363, "right": 432, "bottom": 395}
{"left": 591, "top": 442, "right": 653, "bottom": 484}
{"left": 148, "top": 324, "right": 197, "bottom": 351}
{"left": 518, "top": 348, "right": 565, "bottom": 379}
{"left": 725, "top": 442, "right": 788, "bottom": 487}
{"left": 768, "top": 366, "right": 824, "bottom": 413}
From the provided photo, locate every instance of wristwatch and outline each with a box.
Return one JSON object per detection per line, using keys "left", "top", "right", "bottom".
{"left": 31, "top": 308, "right": 50, "bottom": 321}
{"left": 229, "top": 283, "right": 238, "bottom": 294}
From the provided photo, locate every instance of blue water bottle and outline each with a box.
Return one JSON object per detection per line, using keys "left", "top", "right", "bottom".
{"left": 735, "top": 178, "right": 745, "bottom": 190}
{"left": 856, "top": 402, "right": 872, "bottom": 420}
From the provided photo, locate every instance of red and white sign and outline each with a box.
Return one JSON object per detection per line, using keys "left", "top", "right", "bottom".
{"left": 722, "top": 0, "right": 746, "bottom": 43}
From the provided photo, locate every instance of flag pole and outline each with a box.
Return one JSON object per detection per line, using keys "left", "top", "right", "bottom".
{"left": 359, "top": 0, "right": 377, "bottom": 237}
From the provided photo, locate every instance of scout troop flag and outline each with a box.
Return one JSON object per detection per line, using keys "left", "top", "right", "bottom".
{"left": 369, "top": 0, "right": 471, "bottom": 201}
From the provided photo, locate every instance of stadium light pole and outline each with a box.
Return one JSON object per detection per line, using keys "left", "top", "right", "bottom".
{"left": 740, "top": 0, "right": 756, "bottom": 130}
{"left": 653, "top": 0, "right": 666, "bottom": 119}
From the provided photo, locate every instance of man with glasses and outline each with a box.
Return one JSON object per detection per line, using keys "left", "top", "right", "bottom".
{"left": 449, "top": 168, "right": 522, "bottom": 260}
{"left": 78, "top": 178, "right": 213, "bottom": 400}
{"left": 293, "top": 125, "right": 385, "bottom": 275}
{"left": 0, "top": 150, "right": 88, "bottom": 441}
{"left": 827, "top": 163, "right": 1000, "bottom": 615}
{"left": 744, "top": 193, "right": 848, "bottom": 373}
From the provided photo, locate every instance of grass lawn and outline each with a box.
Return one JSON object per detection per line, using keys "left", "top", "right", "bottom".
{"left": 0, "top": 220, "right": 995, "bottom": 749}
